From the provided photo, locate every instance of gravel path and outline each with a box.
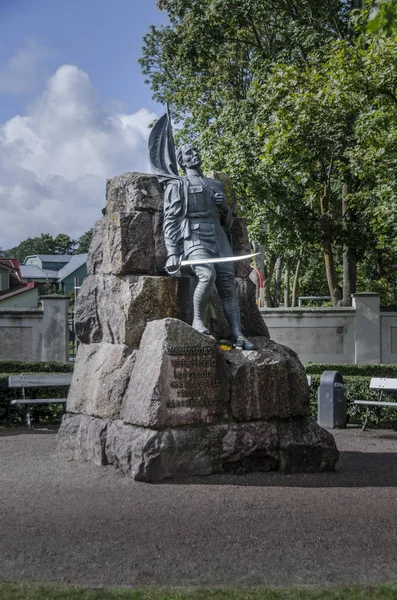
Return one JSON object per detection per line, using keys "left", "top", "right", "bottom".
{"left": 0, "top": 426, "right": 397, "bottom": 588}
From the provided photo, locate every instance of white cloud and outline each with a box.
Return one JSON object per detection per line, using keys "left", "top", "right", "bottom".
{"left": 0, "top": 64, "right": 158, "bottom": 249}
{"left": 0, "top": 37, "right": 49, "bottom": 95}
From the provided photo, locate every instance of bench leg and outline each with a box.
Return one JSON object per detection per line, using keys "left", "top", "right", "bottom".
{"left": 25, "top": 405, "right": 31, "bottom": 429}
{"left": 362, "top": 406, "right": 370, "bottom": 431}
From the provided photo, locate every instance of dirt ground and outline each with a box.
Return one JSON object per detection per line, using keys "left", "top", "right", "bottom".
{"left": 0, "top": 426, "right": 396, "bottom": 588}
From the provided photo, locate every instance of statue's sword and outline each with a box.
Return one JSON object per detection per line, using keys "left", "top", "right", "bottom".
{"left": 166, "top": 252, "right": 260, "bottom": 275}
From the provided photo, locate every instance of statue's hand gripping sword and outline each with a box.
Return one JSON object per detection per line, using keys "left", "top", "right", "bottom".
{"left": 166, "top": 252, "right": 260, "bottom": 275}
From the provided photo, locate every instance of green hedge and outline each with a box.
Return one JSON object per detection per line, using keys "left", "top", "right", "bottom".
{"left": 0, "top": 360, "right": 73, "bottom": 374}
{"left": 306, "top": 363, "right": 397, "bottom": 377}
{"left": 0, "top": 360, "right": 73, "bottom": 425}
{"left": 307, "top": 368, "right": 397, "bottom": 428}
{"left": 2, "top": 359, "right": 396, "bottom": 428}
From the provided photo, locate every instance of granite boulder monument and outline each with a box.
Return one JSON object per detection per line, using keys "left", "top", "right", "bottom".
{"left": 57, "top": 112, "right": 338, "bottom": 480}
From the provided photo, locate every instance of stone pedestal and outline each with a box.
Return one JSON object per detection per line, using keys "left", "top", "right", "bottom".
{"left": 57, "top": 171, "right": 338, "bottom": 481}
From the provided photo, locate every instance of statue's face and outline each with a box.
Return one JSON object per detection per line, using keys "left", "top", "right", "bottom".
{"left": 180, "top": 144, "right": 202, "bottom": 170}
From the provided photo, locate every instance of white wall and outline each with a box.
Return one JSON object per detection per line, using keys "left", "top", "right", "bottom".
{"left": 380, "top": 313, "right": 397, "bottom": 364}
{"left": 0, "top": 296, "right": 69, "bottom": 362}
{"left": 262, "top": 307, "right": 356, "bottom": 364}
{"left": 261, "top": 294, "right": 397, "bottom": 365}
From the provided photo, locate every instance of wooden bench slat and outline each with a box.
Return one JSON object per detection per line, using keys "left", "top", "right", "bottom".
{"left": 10, "top": 399, "right": 67, "bottom": 405}
{"left": 8, "top": 374, "right": 73, "bottom": 388}
{"left": 8, "top": 373, "right": 72, "bottom": 428}
{"left": 369, "top": 378, "right": 397, "bottom": 390}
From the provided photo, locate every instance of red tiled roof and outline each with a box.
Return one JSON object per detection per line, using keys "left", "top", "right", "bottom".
{"left": 0, "top": 258, "right": 23, "bottom": 285}
{"left": 0, "top": 259, "right": 15, "bottom": 271}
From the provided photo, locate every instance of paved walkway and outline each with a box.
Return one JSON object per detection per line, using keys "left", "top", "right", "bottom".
{"left": 0, "top": 426, "right": 397, "bottom": 588}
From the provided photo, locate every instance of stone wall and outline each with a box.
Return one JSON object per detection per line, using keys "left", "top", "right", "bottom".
{"left": 261, "top": 293, "right": 397, "bottom": 364}
{"left": 0, "top": 296, "right": 69, "bottom": 362}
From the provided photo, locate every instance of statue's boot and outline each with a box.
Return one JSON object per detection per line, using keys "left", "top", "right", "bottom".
{"left": 233, "top": 334, "right": 256, "bottom": 351}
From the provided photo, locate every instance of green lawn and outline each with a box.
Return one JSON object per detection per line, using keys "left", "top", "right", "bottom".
{"left": 1, "top": 583, "right": 397, "bottom": 600}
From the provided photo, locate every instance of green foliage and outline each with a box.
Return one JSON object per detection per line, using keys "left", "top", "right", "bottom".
{"left": 0, "top": 360, "right": 74, "bottom": 374}
{"left": 1, "top": 581, "right": 397, "bottom": 600}
{"left": 307, "top": 364, "right": 397, "bottom": 427}
{"left": 4, "top": 233, "right": 76, "bottom": 262}
{"left": 75, "top": 229, "right": 93, "bottom": 254}
{"left": 364, "top": 0, "right": 397, "bottom": 35}
{"left": 141, "top": 0, "right": 397, "bottom": 306}
{"left": 306, "top": 363, "right": 397, "bottom": 376}
{"left": 0, "top": 361, "right": 73, "bottom": 425}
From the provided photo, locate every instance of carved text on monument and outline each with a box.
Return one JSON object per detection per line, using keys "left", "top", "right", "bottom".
{"left": 166, "top": 345, "right": 220, "bottom": 408}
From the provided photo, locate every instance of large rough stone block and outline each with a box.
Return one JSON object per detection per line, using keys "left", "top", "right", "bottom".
{"left": 104, "top": 418, "right": 337, "bottom": 482}
{"left": 75, "top": 275, "right": 179, "bottom": 347}
{"left": 67, "top": 343, "right": 136, "bottom": 419}
{"left": 153, "top": 211, "right": 168, "bottom": 273}
{"left": 75, "top": 275, "right": 264, "bottom": 349}
{"left": 206, "top": 278, "right": 269, "bottom": 340}
{"left": 106, "top": 420, "right": 279, "bottom": 481}
{"left": 121, "top": 318, "right": 231, "bottom": 428}
{"left": 86, "top": 217, "right": 105, "bottom": 275}
{"left": 106, "top": 172, "right": 163, "bottom": 213}
{"left": 230, "top": 217, "right": 252, "bottom": 278}
{"left": 237, "top": 278, "right": 269, "bottom": 337}
{"left": 59, "top": 413, "right": 338, "bottom": 481}
{"left": 102, "top": 211, "right": 156, "bottom": 275}
{"left": 57, "top": 414, "right": 108, "bottom": 466}
{"left": 223, "top": 337, "right": 310, "bottom": 422}
{"left": 277, "top": 417, "right": 339, "bottom": 473}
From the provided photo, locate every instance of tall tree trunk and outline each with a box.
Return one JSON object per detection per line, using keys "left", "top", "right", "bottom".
{"left": 252, "top": 243, "right": 266, "bottom": 306}
{"left": 339, "top": 181, "right": 356, "bottom": 306}
{"left": 321, "top": 183, "right": 342, "bottom": 307}
{"left": 263, "top": 254, "right": 276, "bottom": 307}
{"left": 291, "top": 246, "right": 304, "bottom": 307}
{"left": 274, "top": 257, "right": 283, "bottom": 307}
{"left": 284, "top": 258, "right": 290, "bottom": 307}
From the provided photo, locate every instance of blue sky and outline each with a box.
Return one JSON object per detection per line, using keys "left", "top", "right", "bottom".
{"left": 0, "top": 0, "right": 168, "bottom": 249}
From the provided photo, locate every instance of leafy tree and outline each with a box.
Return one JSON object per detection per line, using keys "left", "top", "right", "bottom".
{"left": 74, "top": 230, "right": 93, "bottom": 254}
{"left": 4, "top": 233, "right": 76, "bottom": 263}
{"left": 142, "top": 0, "right": 397, "bottom": 307}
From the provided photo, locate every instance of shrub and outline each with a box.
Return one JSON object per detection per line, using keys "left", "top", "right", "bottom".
{"left": 307, "top": 365, "right": 397, "bottom": 428}
{"left": 0, "top": 360, "right": 73, "bottom": 374}
{"left": 306, "top": 363, "right": 397, "bottom": 377}
{"left": 0, "top": 360, "right": 73, "bottom": 425}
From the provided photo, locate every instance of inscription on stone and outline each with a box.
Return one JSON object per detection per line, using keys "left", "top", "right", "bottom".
{"left": 166, "top": 345, "right": 220, "bottom": 408}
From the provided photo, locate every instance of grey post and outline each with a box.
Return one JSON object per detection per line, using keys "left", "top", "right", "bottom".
{"left": 318, "top": 371, "right": 347, "bottom": 429}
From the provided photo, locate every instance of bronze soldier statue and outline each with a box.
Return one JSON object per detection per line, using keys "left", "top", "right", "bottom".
{"left": 149, "top": 111, "right": 255, "bottom": 350}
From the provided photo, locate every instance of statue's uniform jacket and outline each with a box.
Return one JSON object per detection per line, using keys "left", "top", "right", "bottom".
{"left": 163, "top": 175, "right": 234, "bottom": 267}
{"left": 163, "top": 173, "right": 242, "bottom": 337}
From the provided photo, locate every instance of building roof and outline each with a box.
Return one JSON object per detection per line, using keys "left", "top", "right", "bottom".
{"left": 0, "top": 258, "right": 23, "bottom": 285}
{"left": 57, "top": 254, "right": 87, "bottom": 282}
{"left": 23, "top": 254, "right": 72, "bottom": 264}
{"left": 0, "top": 259, "right": 15, "bottom": 272}
{"left": 0, "top": 282, "right": 37, "bottom": 301}
{"left": 20, "top": 265, "right": 59, "bottom": 280}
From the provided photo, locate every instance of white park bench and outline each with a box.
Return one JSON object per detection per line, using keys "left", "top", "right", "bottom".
{"left": 353, "top": 377, "right": 397, "bottom": 431}
{"left": 8, "top": 373, "right": 72, "bottom": 428}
